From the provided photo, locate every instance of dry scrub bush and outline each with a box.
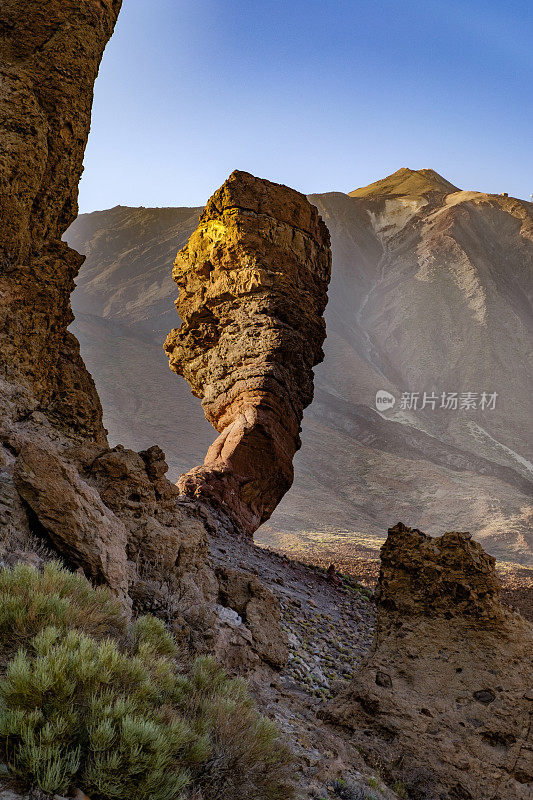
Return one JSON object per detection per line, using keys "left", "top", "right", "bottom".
{"left": 0, "top": 562, "right": 125, "bottom": 664}
{"left": 178, "top": 657, "right": 294, "bottom": 800}
{"left": 0, "top": 563, "right": 293, "bottom": 799}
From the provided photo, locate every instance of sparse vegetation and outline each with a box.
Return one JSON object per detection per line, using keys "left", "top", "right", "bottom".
{"left": 0, "top": 563, "right": 294, "bottom": 800}
{"left": 391, "top": 779, "right": 408, "bottom": 798}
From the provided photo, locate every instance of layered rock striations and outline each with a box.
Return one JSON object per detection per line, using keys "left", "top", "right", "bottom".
{"left": 324, "top": 523, "right": 533, "bottom": 800}
{"left": 164, "top": 171, "right": 332, "bottom": 536}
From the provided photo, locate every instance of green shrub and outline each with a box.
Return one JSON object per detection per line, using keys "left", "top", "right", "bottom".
{"left": 0, "top": 561, "right": 125, "bottom": 664}
{"left": 184, "top": 660, "right": 293, "bottom": 800}
{"left": 391, "top": 779, "right": 408, "bottom": 798}
{"left": 0, "top": 563, "right": 293, "bottom": 800}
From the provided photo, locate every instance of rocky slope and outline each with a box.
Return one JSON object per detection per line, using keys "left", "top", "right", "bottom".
{"left": 67, "top": 168, "right": 533, "bottom": 570}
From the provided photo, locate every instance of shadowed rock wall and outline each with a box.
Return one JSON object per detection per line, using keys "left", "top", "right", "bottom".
{"left": 0, "top": 0, "right": 123, "bottom": 440}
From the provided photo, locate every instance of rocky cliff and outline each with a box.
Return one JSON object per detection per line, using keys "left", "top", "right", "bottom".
{"left": 164, "top": 171, "right": 331, "bottom": 536}
{"left": 323, "top": 522, "right": 533, "bottom": 800}
{"left": 0, "top": 0, "right": 123, "bottom": 440}
{"left": 0, "top": 1, "right": 331, "bottom": 669}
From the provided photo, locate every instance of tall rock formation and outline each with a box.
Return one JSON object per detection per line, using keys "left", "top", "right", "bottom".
{"left": 164, "top": 171, "right": 331, "bottom": 536}
{"left": 0, "top": 0, "right": 122, "bottom": 439}
{"left": 323, "top": 523, "right": 533, "bottom": 800}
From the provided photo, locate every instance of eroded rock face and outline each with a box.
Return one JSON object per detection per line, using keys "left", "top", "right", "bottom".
{"left": 13, "top": 442, "right": 130, "bottom": 601}
{"left": 0, "top": 2, "right": 215, "bottom": 618}
{"left": 0, "top": 6, "right": 301, "bottom": 675}
{"left": 324, "top": 523, "right": 533, "bottom": 800}
{"left": 216, "top": 566, "right": 288, "bottom": 668}
{"left": 0, "top": 0, "right": 123, "bottom": 440}
{"left": 374, "top": 522, "right": 504, "bottom": 622}
{"left": 164, "top": 170, "right": 331, "bottom": 536}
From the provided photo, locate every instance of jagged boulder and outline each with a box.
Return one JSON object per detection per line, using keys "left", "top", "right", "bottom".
{"left": 323, "top": 523, "right": 533, "bottom": 800}
{"left": 164, "top": 170, "right": 331, "bottom": 536}
{"left": 216, "top": 566, "right": 288, "bottom": 668}
{"left": 13, "top": 442, "right": 130, "bottom": 601}
{"left": 78, "top": 443, "right": 210, "bottom": 580}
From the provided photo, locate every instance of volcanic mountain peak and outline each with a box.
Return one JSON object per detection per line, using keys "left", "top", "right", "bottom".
{"left": 349, "top": 166, "right": 459, "bottom": 199}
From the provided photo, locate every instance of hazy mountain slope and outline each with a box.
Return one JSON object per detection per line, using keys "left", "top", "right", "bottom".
{"left": 68, "top": 205, "right": 215, "bottom": 478}
{"left": 310, "top": 176, "right": 533, "bottom": 465}
{"left": 67, "top": 205, "right": 203, "bottom": 336}
{"left": 72, "top": 313, "right": 214, "bottom": 475}
{"left": 66, "top": 170, "right": 533, "bottom": 564}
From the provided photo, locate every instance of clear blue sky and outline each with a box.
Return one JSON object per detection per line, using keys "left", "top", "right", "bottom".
{"left": 79, "top": 0, "right": 533, "bottom": 212}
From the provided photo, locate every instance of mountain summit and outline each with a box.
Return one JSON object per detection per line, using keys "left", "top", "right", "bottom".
{"left": 349, "top": 166, "right": 459, "bottom": 198}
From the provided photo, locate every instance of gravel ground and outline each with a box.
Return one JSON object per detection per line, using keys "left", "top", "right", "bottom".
{"left": 208, "top": 530, "right": 402, "bottom": 800}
